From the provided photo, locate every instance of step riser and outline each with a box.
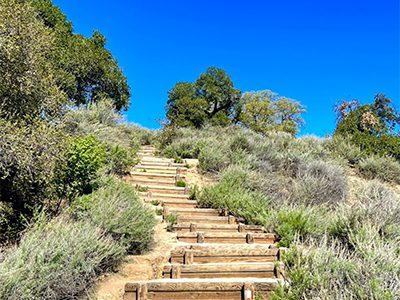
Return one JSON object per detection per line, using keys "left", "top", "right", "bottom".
{"left": 131, "top": 180, "right": 177, "bottom": 187}
{"left": 163, "top": 271, "right": 275, "bottom": 279}
{"left": 171, "top": 256, "right": 277, "bottom": 264}
{"left": 177, "top": 218, "right": 230, "bottom": 225}
{"left": 175, "top": 227, "right": 264, "bottom": 233}
{"left": 148, "top": 188, "right": 187, "bottom": 195}
{"left": 177, "top": 237, "right": 275, "bottom": 244}
{"left": 124, "top": 281, "right": 278, "bottom": 300}
{"left": 167, "top": 211, "right": 220, "bottom": 217}
{"left": 163, "top": 203, "right": 197, "bottom": 209}
{"left": 134, "top": 169, "right": 178, "bottom": 175}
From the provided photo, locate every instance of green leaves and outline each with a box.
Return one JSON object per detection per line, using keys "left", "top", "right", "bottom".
{"left": 166, "top": 67, "right": 241, "bottom": 128}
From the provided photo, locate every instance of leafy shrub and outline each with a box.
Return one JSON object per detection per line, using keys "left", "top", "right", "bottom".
{"left": 0, "top": 120, "right": 67, "bottom": 242}
{"left": 331, "top": 181, "right": 400, "bottom": 244}
{"left": 267, "top": 206, "right": 322, "bottom": 247}
{"left": 198, "top": 144, "right": 229, "bottom": 172}
{"left": 293, "top": 160, "right": 348, "bottom": 206}
{"left": 199, "top": 166, "right": 271, "bottom": 225}
{"left": 57, "top": 135, "right": 106, "bottom": 199}
{"left": 176, "top": 180, "right": 186, "bottom": 187}
{"left": 71, "top": 178, "right": 155, "bottom": 253}
{"left": 272, "top": 235, "right": 400, "bottom": 300}
{"left": 104, "top": 145, "right": 136, "bottom": 176}
{"left": 357, "top": 156, "right": 400, "bottom": 184}
{"left": 326, "top": 135, "right": 365, "bottom": 165}
{"left": 0, "top": 215, "right": 125, "bottom": 300}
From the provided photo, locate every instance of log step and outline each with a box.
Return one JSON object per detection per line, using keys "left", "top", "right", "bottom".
{"left": 129, "top": 178, "right": 177, "bottom": 187}
{"left": 130, "top": 172, "right": 185, "bottom": 179}
{"left": 165, "top": 208, "right": 221, "bottom": 217}
{"left": 139, "top": 192, "right": 190, "bottom": 200}
{"left": 143, "top": 198, "right": 197, "bottom": 208}
{"left": 144, "top": 185, "right": 187, "bottom": 195}
{"left": 177, "top": 232, "right": 276, "bottom": 244}
{"left": 140, "top": 162, "right": 186, "bottom": 167}
{"left": 173, "top": 223, "right": 265, "bottom": 233}
{"left": 170, "top": 244, "right": 279, "bottom": 264}
{"left": 162, "top": 262, "right": 283, "bottom": 279}
{"left": 124, "top": 278, "right": 280, "bottom": 300}
{"left": 176, "top": 215, "right": 236, "bottom": 225}
{"left": 135, "top": 165, "right": 185, "bottom": 171}
{"left": 133, "top": 168, "right": 178, "bottom": 175}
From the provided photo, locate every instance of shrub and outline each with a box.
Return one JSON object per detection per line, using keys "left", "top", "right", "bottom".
{"left": 293, "top": 160, "right": 348, "bottom": 206}
{"left": 176, "top": 180, "right": 186, "bottom": 187}
{"left": 56, "top": 135, "right": 106, "bottom": 199}
{"left": 104, "top": 145, "right": 136, "bottom": 176}
{"left": 326, "top": 135, "right": 365, "bottom": 165}
{"left": 0, "top": 215, "right": 125, "bottom": 300}
{"left": 272, "top": 235, "right": 400, "bottom": 300}
{"left": 198, "top": 144, "right": 229, "bottom": 172}
{"left": 71, "top": 178, "right": 155, "bottom": 253}
{"left": 331, "top": 181, "right": 400, "bottom": 244}
{"left": 357, "top": 156, "right": 400, "bottom": 184}
{"left": 0, "top": 120, "right": 67, "bottom": 242}
{"left": 199, "top": 166, "right": 271, "bottom": 225}
{"left": 267, "top": 206, "right": 323, "bottom": 247}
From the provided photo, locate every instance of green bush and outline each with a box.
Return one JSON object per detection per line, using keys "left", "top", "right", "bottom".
{"left": 268, "top": 206, "right": 322, "bottom": 247}
{"left": 293, "top": 160, "right": 348, "bottom": 206}
{"left": 356, "top": 156, "right": 400, "bottom": 184}
{"left": 199, "top": 166, "right": 271, "bottom": 225}
{"left": 0, "top": 120, "right": 67, "bottom": 242}
{"left": 57, "top": 135, "right": 106, "bottom": 199}
{"left": 71, "top": 178, "right": 156, "bottom": 253}
{"left": 0, "top": 215, "right": 125, "bottom": 300}
{"left": 105, "top": 145, "right": 136, "bottom": 176}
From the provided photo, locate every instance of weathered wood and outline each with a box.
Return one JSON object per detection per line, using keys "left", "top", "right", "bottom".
{"left": 170, "top": 245, "right": 279, "bottom": 264}
{"left": 177, "top": 232, "right": 276, "bottom": 244}
{"left": 163, "top": 262, "right": 276, "bottom": 279}
{"left": 124, "top": 278, "right": 279, "bottom": 300}
{"left": 173, "top": 223, "right": 265, "bottom": 233}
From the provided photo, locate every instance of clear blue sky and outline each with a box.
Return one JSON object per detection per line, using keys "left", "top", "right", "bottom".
{"left": 54, "top": 0, "right": 399, "bottom": 136}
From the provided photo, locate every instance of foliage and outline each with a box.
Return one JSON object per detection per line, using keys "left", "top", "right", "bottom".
{"left": 0, "top": 215, "right": 125, "bottom": 300}
{"left": 166, "top": 67, "right": 241, "bottom": 127}
{"left": 0, "top": 120, "right": 67, "bottom": 242}
{"left": 334, "top": 94, "right": 400, "bottom": 159}
{"left": 238, "top": 90, "right": 305, "bottom": 135}
{"left": 56, "top": 135, "right": 106, "bottom": 199}
{"left": 28, "top": 0, "right": 130, "bottom": 110}
{"left": 71, "top": 178, "right": 155, "bottom": 253}
{"left": 0, "top": 0, "right": 67, "bottom": 120}
{"left": 357, "top": 156, "right": 400, "bottom": 184}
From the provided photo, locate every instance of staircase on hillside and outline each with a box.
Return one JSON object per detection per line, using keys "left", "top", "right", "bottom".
{"left": 123, "top": 146, "right": 285, "bottom": 300}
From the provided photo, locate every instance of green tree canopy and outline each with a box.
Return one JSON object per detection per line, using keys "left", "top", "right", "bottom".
{"left": 166, "top": 67, "right": 241, "bottom": 128}
{"left": 238, "top": 90, "right": 305, "bottom": 135}
{"left": 334, "top": 94, "right": 400, "bottom": 159}
{"left": 0, "top": 0, "right": 67, "bottom": 120}
{"left": 29, "top": 0, "right": 131, "bottom": 111}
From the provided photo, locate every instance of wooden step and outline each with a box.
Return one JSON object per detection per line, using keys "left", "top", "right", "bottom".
{"left": 140, "top": 161, "right": 186, "bottom": 168}
{"left": 145, "top": 185, "right": 187, "bottom": 195}
{"left": 130, "top": 172, "right": 185, "bottom": 180}
{"left": 170, "top": 244, "right": 279, "bottom": 264}
{"left": 162, "top": 262, "right": 283, "bottom": 279}
{"left": 139, "top": 192, "right": 189, "bottom": 200}
{"left": 173, "top": 223, "right": 265, "bottom": 233}
{"left": 135, "top": 165, "right": 184, "bottom": 171}
{"left": 161, "top": 199, "right": 197, "bottom": 208}
{"left": 124, "top": 278, "right": 280, "bottom": 300}
{"left": 176, "top": 215, "right": 235, "bottom": 225}
{"left": 134, "top": 168, "right": 178, "bottom": 175}
{"left": 165, "top": 208, "right": 221, "bottom": 217}
{"left": 177, "top": 232, "right": 276, "bottom": 244}
{"left": 129, "top": 178, "right": 177, "bottom": 187}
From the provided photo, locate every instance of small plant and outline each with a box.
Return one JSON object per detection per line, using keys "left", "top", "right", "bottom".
{"left": 151, "top": 200, "right": 160, "bottom": 206}
{"left": 155, "top": 208, "right": 163, "bottom": 216}
{"left": 165, "top": 214, "right": 178, "bottom": 232}
{"left": 135, "top": 185, "right": 149, "bottom": 192}
{"left": 176, "top": 180, "right": 186, "bottom": 187}
{"left": 189, "top": 185, "right": 199, "bottom": 200}
{"left": 174, "top": 156, "right": 183, "bottom": 163}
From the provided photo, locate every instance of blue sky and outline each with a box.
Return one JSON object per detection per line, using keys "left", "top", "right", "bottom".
{"left": 54, "top": 0, "right": 399, "bottom": 136}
